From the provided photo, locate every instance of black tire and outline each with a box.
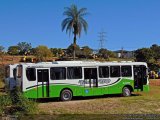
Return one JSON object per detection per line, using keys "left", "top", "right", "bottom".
{"left": 60, "top": 89, "right": 72, "bottom": 101}
{"left": 122, "top": 87, "right": 131, "bottom": 97}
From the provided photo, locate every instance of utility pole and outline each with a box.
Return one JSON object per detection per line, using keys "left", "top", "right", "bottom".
{"left": 121, "top": 47, "right": 124, "bottom": 58}
{"left": 98, "top": 30, "right": 106, "bottom": 49}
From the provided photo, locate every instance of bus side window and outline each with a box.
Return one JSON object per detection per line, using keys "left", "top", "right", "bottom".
{"left": 121, "top": 66, "right": 132, "bottom": 77}
{"left": 110, "top": 66, "right": 120, "bottom": 77}
{"left": 26, "top": 68, "right": 36, "bottom": 81}
{"left": 84, "top": 68, "right": 97, "bottom": 79}
{"left": 99, "top": 66, "right": 109, "bottom": 78}
{"left": 67, "top": 67, "right": 82, "bottom": 79}
{"left": 50, "top": 67, "right": 66, "bottom": 80}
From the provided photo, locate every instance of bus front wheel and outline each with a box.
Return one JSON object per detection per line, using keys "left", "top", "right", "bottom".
{"left": 122, "top": 87, "right": 131, "bottom": 97}
{"left": 60, "top": 89, "right": 72, "bottom": 101}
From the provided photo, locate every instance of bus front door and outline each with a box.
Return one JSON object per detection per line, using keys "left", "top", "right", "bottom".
{"left": 37, "top": 69, "right": 49, "bottom": 98}
{"left": 84, "top": 68, "right": 100, "bottom": 96}
{"left": 134, "top": 65, "right": 147, "bottom": 91}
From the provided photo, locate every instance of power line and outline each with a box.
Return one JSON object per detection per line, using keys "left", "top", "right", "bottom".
{"left": 98, "top": 30, "right": 106, "bottom": 49}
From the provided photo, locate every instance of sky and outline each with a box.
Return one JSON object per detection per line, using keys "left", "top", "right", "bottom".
{"left": 0, "top": 0, "right": 160, "bottom": 51}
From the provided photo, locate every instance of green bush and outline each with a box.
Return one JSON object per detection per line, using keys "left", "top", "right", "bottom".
{"left": 10, "top": 88, "right": 38, "bottom": 115}
{"left": 0, "top": 88, "right": 37, "bottom": 116}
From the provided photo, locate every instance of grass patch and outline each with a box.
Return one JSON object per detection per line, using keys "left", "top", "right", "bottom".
{"left": 0, "top": 95, "right": 12, "bottom": 115}
{"left": 38, "top": 81, "right": 160, "bottom": 115}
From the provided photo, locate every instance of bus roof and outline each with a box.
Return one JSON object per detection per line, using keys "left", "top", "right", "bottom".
{"left": 18, "top": 61, "right": 148, "bottom": 68}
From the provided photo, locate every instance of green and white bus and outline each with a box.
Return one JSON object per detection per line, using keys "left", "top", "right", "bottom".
{"left": 15, "top": 61, "right": 149, "bottom": 101}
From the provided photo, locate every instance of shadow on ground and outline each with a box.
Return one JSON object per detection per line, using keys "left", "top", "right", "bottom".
{"left": 34, "top": 93, "right": 142, "bottom": 103}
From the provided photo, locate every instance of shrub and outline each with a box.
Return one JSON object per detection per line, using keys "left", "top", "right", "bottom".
{"left": 0, "top": 88, "right": 37, "bottom": 116}
{"left": 9, "top": 88, "right": 38, "bottom": 115}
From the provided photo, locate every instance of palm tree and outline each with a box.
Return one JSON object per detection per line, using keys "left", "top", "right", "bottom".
{"left": 61, "top": 4, "right": 88, "bottom": 60}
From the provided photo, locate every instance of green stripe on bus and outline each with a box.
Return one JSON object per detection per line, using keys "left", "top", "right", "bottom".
{"left": 23, "top": 79, "right": 149, "bottom": 99}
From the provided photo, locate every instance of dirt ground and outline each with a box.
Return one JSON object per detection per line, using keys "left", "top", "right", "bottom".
{"left": 149, "top": 79, "right": 160, "bottom": 86}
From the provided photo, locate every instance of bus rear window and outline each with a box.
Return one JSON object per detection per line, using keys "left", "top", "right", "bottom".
{"left": 17, "top": 65, "right": 22, "bottom": 78}
{"left": 26, "top": 68, "right": 36, "bottom": 81}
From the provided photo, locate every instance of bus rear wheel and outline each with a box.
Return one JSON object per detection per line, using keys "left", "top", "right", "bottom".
{"left": 60, "top": 89, "right": 72, "bottom": 101}
{"left": 122, "top": 87, "right": 131, "bottom": 97}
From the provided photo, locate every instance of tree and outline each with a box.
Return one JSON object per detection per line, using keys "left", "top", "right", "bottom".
{"left": 61, "top": 4, "right": 88, "bottom": 60}
{"left": 106, "top": 50, "right": 116, "bottom": 58}
{"left": 35, "top": 45, "right": 52, "bottom": 62}
{"left": 30, "top": 48, "right": 36, "bottom": 55}
{"left": 98, "top": 48, "right": 108, "bottom": 59}
{"left": 150, "top": 44, "right": 160, "bottom": 60}
{"left": 8, "top": 46, "right": 19, "bottom": 55}
{"left": 50, "top": 48, "right": 63, "bottom": 57}
{"left": 81, "top": 46, "right": 93, "bottom": 58}
{"left": 17, "top": 42, "right": 32, "bottom": 55}
{"left": 97, "top": 48, "right": 116, "bottom": 59}
{"left": 134, "top": 48, "right": 155, "bottom": 63}
{"left": 67, "top": 44, "right": 81, "bottom": 57}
